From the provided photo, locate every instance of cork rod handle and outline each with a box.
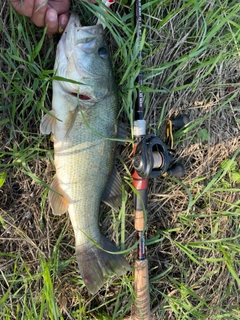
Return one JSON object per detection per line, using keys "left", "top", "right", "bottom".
{"left": 134, "top": 259, "right": 150, "bottom": 320}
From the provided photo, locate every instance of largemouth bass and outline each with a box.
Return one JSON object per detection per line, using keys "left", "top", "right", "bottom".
{"left": 40, "top": 13, "right": 129, "bottom": 294}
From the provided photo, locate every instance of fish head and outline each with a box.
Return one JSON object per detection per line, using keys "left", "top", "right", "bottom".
{"left": 55, "top": 13, "right": 115, "bottom": 106}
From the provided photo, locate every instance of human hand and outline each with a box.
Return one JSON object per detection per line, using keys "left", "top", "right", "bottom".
{"left": 8, "top": 0, "right": 70, "bottom": 34}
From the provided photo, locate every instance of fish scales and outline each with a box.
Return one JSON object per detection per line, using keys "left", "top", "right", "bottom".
{"left": 54, "top": 98, "right": 116, "bottom": 245}
{"left": 40, "top": 13, "right": 129, "bottom": 294}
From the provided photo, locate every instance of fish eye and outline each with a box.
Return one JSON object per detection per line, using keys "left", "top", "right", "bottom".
{"left": 98, "top": 47, "right": 108, "bottom": 59}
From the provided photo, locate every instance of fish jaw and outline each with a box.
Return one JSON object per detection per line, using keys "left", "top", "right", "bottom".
{"left": 58, "top": 13, "right": 82, "bottom": 60}
{"left": 54, "top": 14, "right": 112, "bottom": 103}
{"left": 58, "top": 13, "right": 104, "bottom": 59}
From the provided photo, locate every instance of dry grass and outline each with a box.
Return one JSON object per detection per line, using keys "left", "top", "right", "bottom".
{"left": 1, "top": 0, "right": 240, "bottom": 319}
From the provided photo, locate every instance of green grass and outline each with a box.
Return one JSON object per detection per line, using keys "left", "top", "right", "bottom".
{"left": 1, "top": 0, "right": 240, "bottom": 319}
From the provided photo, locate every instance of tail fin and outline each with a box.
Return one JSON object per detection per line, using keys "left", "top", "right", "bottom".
{"left": 76, "top": 236, "right": 129, "bottom": 294}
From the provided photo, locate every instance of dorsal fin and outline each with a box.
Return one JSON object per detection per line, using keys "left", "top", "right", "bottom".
{"left": 101, "top": 167, "right": 122, "bottom": 211}
{"left": 117, "top": 121, "right": 129, "bottom": 145}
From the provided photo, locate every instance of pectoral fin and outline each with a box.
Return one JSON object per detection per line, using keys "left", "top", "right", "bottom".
{"left": 40, "top": 110, "right": 57, "bottom": 134}
{"left": 101, "top": 167, "right": 122, "bottom": 211}
{"left": 48, "top": 176, "right": 69, "bottom": 215}
{"left": 64, "top": 105, "right": 79, "bottom": 139}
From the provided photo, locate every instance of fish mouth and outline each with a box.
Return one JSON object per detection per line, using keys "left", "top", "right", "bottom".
{"left": 60, "top": 14, "right": 104, "bottom": 80}
{"left": 62, "top": 13, "right": 104, "bottom": 57}
{"left": 57, "top": 14, "right": 109, "bottom": 102}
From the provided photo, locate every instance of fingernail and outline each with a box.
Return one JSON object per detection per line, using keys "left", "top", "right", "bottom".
{"left": 59, "top": 14, "right": 69, "bottom": 32}
{"left": 48, "top": 10, "right": 57, "bottom": 22}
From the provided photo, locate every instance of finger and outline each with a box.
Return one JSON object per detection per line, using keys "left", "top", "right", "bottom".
{"left": 58, "top": 14, "right": 69, "bottom": 33}
{"left": 9, "top": 0, "right": 35, "bottom": 17}
{"left": 31, "top": 0, "right": 48, "bottom": 27}
{"left": 45, "top": 8, "right": 58, "bottom": 35}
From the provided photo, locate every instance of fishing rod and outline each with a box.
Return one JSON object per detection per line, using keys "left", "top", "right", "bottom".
{"left": 132, "top": 0, "right": 150, "bottom": 320}
{"left": 132, "top": 1, "right": 189, "bottom": 319}
{"left": 132, "top": 0, "right": 150, "bottom": 319}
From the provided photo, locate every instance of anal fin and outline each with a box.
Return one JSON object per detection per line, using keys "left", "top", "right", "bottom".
{"left": 49, "top": 176, "right": 69, "bottom": 215}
